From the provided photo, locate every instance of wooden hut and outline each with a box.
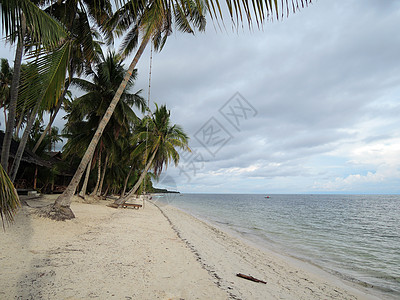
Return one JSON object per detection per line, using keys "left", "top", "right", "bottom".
{"left": 0, "top": 131, "right": 53, "bottom": 192}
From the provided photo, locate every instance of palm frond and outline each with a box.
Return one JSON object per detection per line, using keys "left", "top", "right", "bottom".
{"left": 174, "top": 2, "right": 195, "bottom": 34}
{"left": 71, "top": 78, "right": 97, "bottom": 92}
{"left": 120, "top": 25, "right": 140, "bottom": 58}
{"left": 0, "top": 0, "right": 68, "bottom": 48}
{"left": 0, "top": 163, "right": 20, "bottom": 230}
{"left": 123, "top": 92, "right": 146, "bottom": 113}
{"left": 18, "top": 41, "right": 71, "bottom": 112}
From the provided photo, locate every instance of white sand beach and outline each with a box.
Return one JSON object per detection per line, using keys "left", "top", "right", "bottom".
{"left": 0, "top": 196, "right": 382, "bottom": 299}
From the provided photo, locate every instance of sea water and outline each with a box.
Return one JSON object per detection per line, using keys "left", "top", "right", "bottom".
{"left": 155, "top": 194, "right": 400, "bottom": 298}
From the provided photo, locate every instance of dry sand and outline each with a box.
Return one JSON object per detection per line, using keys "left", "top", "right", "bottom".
{"left": 0, "top": 195, "right": 381, "bottom": 299}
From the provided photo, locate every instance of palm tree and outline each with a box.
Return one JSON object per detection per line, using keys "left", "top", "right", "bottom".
{"left": 56, "top": 0, "right": 311, "bottom": 219}
{"left": 0, "top": 58, "right": 13, "bottom": 125}
{"left": 115, "top": 104, "right": 190, "bottom": 205}
{"left": 0, "top": 0, "right": 68, "bottom": 170}
{"left": 31, "top": 89, "right": 72, "bottom": 153}
{"left": 0, "top": 0, "right": 100, "bottom": 221}
{"left": 0, "top": 0, "right": 90, "bottom": 223}
{"left": 6, "top": 0, "right": 113, "bottom": 182}
{"left": 118, "top": 133, "right": 143, "bottom": 198}
{"left": 53, "top": 0, "right": 208, "bottom": 219}
{"left": 32, "top": 0, "right": 113, "bottom": 153}
{"left": 62, "top": 52, "right": 145, "bottom": 198}
{"left": 0, "top": 12, "right": 26, "bottom": 171}
{"left": 28, "top": 120, "right": 62, "bottom": 154}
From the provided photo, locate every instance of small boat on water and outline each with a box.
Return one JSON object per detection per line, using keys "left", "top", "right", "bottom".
{"left": 264, "top": 195, "right": 270, "bottom": 199}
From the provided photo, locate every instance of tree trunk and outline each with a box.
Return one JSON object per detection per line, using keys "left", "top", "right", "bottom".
{"left": 1, "top": 15, "right": 26, "bottom": 171}
{"left": 52, "top": 35, "right": 151, "bottom": 219}
{"left": 79, "top": 157, "right": 92, "bottom": 198}
{"left": 120, "top": 166, "right": 133, "bottom": 198}
{"left": 3, "top": 107, "right": 7, "bottom": 128}
{"left": 97, "top": 153, "right": 109, "bottom": 196}
{"left": 15, "top": 98, "right": 29, "bottom": 139}
{"left": 115, "top": 146, "right": 158, "bottom": 205}
{"left": 32, "top": 91, "right": 64, "bottom": 153}
{"left": 102, "top": 185, "right": 109, "bottom": 197}
{"left": 10, "top": 101, "right": 41, "bottom": 182}
{"left": 91, "top": 150, "right": 101, "bottom": 196}
{"left": 15, "top": 111, "right": 24, "bottom": 138}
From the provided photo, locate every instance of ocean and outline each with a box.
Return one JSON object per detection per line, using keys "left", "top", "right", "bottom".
{"left": 155, "top": 193, "right": 400, "bottom": 298}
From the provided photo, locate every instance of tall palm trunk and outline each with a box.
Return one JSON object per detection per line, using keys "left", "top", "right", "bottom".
{"left": 114, "top": 146, "right": 158, "bottom": 205}
{"left": 1, "top": 15, "right": 26, "bottom": 171}
{"left": 10, "top": 101, "right": 40, "bottom": 182}
{"left": 79, "top": 157, "right": 92, "bottom": 198}
{"left": 97, "top": 153, "right": 109, "bottom": 196}
{"left": 52, "top": 35, "right": 151, "bottom": 219}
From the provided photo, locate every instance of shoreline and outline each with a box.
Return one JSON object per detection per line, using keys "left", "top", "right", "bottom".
{"left": 167, "top": 203, "right": 382, "bottom": 297}
{"left": 156, "top": 193, "right": 399, "bottom": 300}
{"left": 0, "top": 195, "right": 389, "bottom": 299}
{"left": 155, "top": 201, "right": 386, "bottom": 300}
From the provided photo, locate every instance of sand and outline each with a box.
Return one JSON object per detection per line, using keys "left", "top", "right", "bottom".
{"left": 0, "top": 195, "right": 382, "bottom": 299}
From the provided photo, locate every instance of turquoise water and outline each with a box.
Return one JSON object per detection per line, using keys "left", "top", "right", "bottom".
{"left": 156, "top": 194, "right": 400, "bottom": 298}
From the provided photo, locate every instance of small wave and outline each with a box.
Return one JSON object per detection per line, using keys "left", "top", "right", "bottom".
{"left": 215, "top": 220, "right": 231, "bottom": 225}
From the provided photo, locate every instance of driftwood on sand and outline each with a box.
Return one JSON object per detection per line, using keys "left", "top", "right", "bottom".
{"left": 236, "top": 273, "right": 267, "bottom": 284}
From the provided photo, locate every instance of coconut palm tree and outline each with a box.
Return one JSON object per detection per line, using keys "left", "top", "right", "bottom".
{"left": 115, "top": 103, "right": 190, "bottom": 205}
{"left": 0, "top": 0, "right": 68, "bottom": 170}
{"left": 32, "top": 0, "right": 110, "bottom": 154}
{"left": 52, "top": 0, "right": 208, "bottom": 219}
{"left": 0, "top": 58, "right": 13, "bottom": 125}
{"left": 49, "top": 0, "right": 311, "bottom": 219}
{"left": 0, "top": 0, "right": 90, "bottom": 220}
{"left": 6, "top": 0, "right": 113, "bottom": 182}
{"left": 62, "top": 52, "right": 145, "bottom": 197}
{"left": 28, "top": 120, "right": 62, "bottom": 154}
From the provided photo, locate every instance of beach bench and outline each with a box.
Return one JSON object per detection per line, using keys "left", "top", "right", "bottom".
{"left": 107, "top": 203, "right": 142, "bottom": 209}
{"left": 121, "top": 203, "right": 142, "bottom": 209}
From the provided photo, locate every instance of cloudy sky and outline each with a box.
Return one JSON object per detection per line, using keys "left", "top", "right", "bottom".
{"left": 1, "top": 0, "right": 400, "bottom": 194}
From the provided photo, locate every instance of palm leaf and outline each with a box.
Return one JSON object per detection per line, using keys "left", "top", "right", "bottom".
{"left": 0, "top": 163, "right": 20, "bottom": 230}
{"left": 18, "top": 41, "right": 71, "bottom": 112}
{"left": 71, "top": 78, "right": 97, "bottom": 92}
{"left": 0, "top": 0, "right": 68, "bottom": 48}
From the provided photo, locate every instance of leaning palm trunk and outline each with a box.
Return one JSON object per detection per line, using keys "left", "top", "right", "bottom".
{"left": 114, "top": 146, "right": 158, "bottom": 205}
{"left": 1, "top": 15, "right": 26, "bottom": 171}
{"left": 120, "top": 166, "right": 133, "bottom": 198}
{"left": 9, "top": 101, "right": 41, "bottom": 182}
{"left": 102, "top": 185, "right": 109, "bottom": 197}
{"left": 50, "top": 35, "right": 151, "bottom": 220}
{"left": 91, "top": 151, "right": 102, "bottom": 196}
{"left": 97, "top": 153, "right": 109, "bottom": 197}
{"left": 32, "top": 92, "right": 64, "bottom": 153}
{"left": 79, "top": 157, "right": 92, "bottom": 198}
{"left": 15, "top": 107, "right": 25, "bottom": 138}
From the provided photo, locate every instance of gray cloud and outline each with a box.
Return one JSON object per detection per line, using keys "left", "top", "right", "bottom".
{"left": 1, "top": 0, "right": 399, "bottom": 193}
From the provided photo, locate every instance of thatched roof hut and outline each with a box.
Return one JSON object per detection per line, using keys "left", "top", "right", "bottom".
{"left": 0, "top": 131, "right": 52, "bottom": 168}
